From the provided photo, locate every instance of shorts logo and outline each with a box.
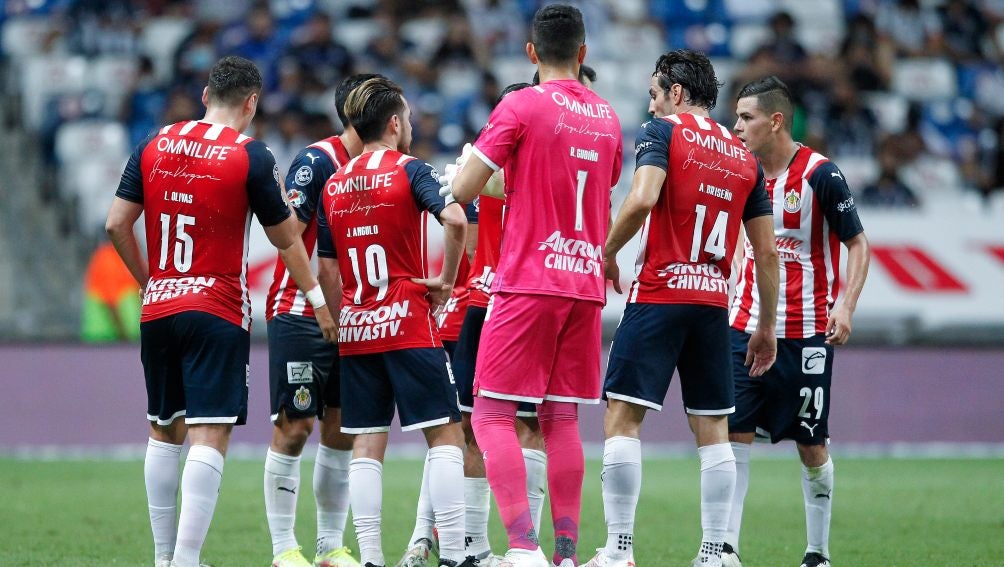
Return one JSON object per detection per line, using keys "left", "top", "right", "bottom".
{"left": 287, "top": 362, "right": 313, "bottom": 384}
{"left": 801, "top": 347, "right": 826, "bottom": 375}
{"left": 445, "top": 361, "right": 455, "bottom": 385}
{"left": 783, "top": 188, "right": 801, "bottom": 213}
{"left": 294, "top": 165, "right": 313, "bottom": 186}
{"left": 293, "top": 386, "right": 312, "bottom": 410}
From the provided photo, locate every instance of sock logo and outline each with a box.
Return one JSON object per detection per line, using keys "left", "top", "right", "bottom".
{"left": 277, "top": 485, "right": 296, "bottom": 495}
{"left": 814, "top": 490, "right": 832, "bottom": 500}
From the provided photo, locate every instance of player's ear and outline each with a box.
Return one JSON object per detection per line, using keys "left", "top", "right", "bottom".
{"left": 201, "top": 86, "right": 209, "bottom": 108}
{"left": 577, "top": 43, "right": 586, "bottom": 65}
{"left": 526, "top": 42, "right": 538, "bottom": 65}
{"left": 771, "top": 111, "right": 784, "bottom": 133}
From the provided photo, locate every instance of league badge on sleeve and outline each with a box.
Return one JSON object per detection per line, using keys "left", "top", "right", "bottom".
{"left": 294, "top": 165, "right": 313, "bottom": 186}
{"left": 286, "top": 188, "right": 306, "bottom": 208}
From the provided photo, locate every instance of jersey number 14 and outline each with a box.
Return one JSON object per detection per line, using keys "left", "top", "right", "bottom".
{"left": 690, "top": 204, "right": 728, "bottom": 262}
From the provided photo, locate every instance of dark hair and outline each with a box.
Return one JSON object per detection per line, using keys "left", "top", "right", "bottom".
{"left": 530, "top": 63, "right": 596, "bottom": 86}
{"left": 206, "top": 56, "right": 262, "bottom": 106}
{"left": 335, "top": 73, "right": 385, "bottom": 128}
{"left": 653, "top": 49, "right": 721, "bottom": 110}
{"left": 531, "top": 4, "right": 585, "bottom": 65}
{"left": 736, "top": 75, "right": 794, "bottom": 131}
{"left": 344, "top": 77, "right": 406, "bottom": 143}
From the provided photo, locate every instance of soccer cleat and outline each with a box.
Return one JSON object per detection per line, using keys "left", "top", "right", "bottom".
{"left": 273, "top": 547, "right": 313, "bottom": 567}
{"left": 720, "top": 543, "right": 742, "bottom": 567}
{"left": 472, "top": 554, "right": 505, "bottom": 567}
{"left": 578, "top": 548, "right": 636, "bottom": 567}
{"left": 497, "top": 547, "right": 548, "bottom": 567}
{"left": 156, "top": 556, "right": 173, "bottom": 567}
{"left": 799, "top": 552, "right": 830, "bottom": 567}
{"left": 364, "top": 564, "right": 385, "bottom": 567}
{"left": 395, "top": 538, "right": 436, "bottom": 567}
{"left": 315, "top": 546, "right": 363, "bottom": 567}
{"left": 552, "top": 560, "right": 575, "bottom": 567}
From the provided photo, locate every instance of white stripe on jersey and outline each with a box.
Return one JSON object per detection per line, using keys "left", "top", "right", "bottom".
{"left": 717, "top": 123, "right": 733, "bottom": 139}
{"left": 533, "top": 85, "right": 545, "bottom": 93}
{"left": 311, "top": 141, "right": 343, "bottom": 167}
{"left": 203, "top": 123, "right": 224, "bottom": 140}
{"left": 799, "top": 183, "right": 817, "bottom": 337}
{"left": 290, "top": 289, "right": 307, "bottom": 316}
{"left": 236, "top": 134, "right": 249, "bottom": 144}
{"left": 178, "top": 120, "right": 199, "bottom": 136}
{"left": 667, "top": 114, "right": 683, "bottom": 125}
{"left": 629, "top": 215, "right": 651, "bottom": 304}
{"left": 343, "top": 154, "right": 362, "bottom": 174}
{"left": 270, "top": 270, "right": 291, "bottom": 318}
{"left": 160, "top": 125, "right": 171, "bottom": 134}
{"left": 395, "top": 154, "right": 411, "bottom": 165}
{"left": 240, "top": 211, "right": 253, "bottom": 330}
{"left": 693, "top": 114, "right": 713, "bottom": 130}
{"left": 366, "top": 149, "right": 386, "bottom": 170}
{"left": 471, "top": 146, "right": 501, "bottom": 172}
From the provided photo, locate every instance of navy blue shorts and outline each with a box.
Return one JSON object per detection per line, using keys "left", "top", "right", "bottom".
{"left": 340, "top": 347, "right": 462, "bottom": 433}
{"left": 140, "top": 311, "right": 250, "bottom": 426}
{"left": 604, "top": 303, "right": 734, "bottom": 415}
{"left": 729, "top": 329, "right": 833, "bottom": 445}
{"left": 453, "top": 306, "right": 536, "bottom": 416}
{"left": 267, "top": 314, "right": 339, "bottom": 423}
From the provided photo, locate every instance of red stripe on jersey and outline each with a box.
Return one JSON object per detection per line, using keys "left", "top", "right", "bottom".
{"left": 987, "top": 245, "right": 1004, "bottom": 265}
{"left": 872, "top": 246, "right": 967, "bottom": 292}
{"left": 732, "top": 242, "right": 757, "bottom": 331}
{"left": 781, "top": 150, "right": 810, "bottom": 230}
{"left": 783, "top": 248, "right": 805, "bottom": 337}
{"left": 809, "top": 193, "right": 830, "bottom": 335}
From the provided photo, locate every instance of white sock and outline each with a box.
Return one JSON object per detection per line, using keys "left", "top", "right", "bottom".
{"left": 601, "top": 436, "right": 641, "bottom": 561}
{"left": 173, "top": 445, "right": 225, "bottom": 567}
{"left": 145, "top": 438, "right": 182, "bottom": 561}
{"left": 314, "top": 444, "right": 352, "bottom": 554}
{"left": 264, "top": 448, "right": 301, "bottom": 557}
{"left": 696, "top": 443, "right": 736, "bottom": 567}
{"left": 350, "top": 458, "right": 384, "bottom": 567}
{"left": 726, "top": 442, "right": 751, "bottom": 552}
{"left": 428, "top": 446, "right": 466, "bottom": 563}
{"left": 407, "top": 452, "right": 435, "bottom": 547}
{"left": 464, "top": 476, "right": 492, "bottom": 558}
{"left": 802, "top": 457, "right": 834, "bottom": 558}
{"left": 522, "top": 448, "right": 547, "bottom": 532}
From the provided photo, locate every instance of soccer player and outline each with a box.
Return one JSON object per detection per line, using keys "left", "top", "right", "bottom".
{"left": 447, "top": 6, "right": 623, "bottom": 567}
{"left": 584, "top": 50, "right": 779, "bottom": 567}
{"left": 723, "top": 76, "right": 870, "bottom": 567}
{"left": 264, "top": 74, "right": 382, "bottom": 567}
{"left": 104, "top": 56, "right": 337, "bottom": 567}
{"left": 315, "top": 77, "right": 471, "bottom": 567}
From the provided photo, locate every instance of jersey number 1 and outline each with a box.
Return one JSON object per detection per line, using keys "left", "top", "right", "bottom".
{"left": 347, "top": 244, "right": 389, "bottom": 304}
{"left": 690, "top": 204, "right": 728, "bottom": 262}
{"left": 158, "top": 213, "right": 195, "bottom": 273}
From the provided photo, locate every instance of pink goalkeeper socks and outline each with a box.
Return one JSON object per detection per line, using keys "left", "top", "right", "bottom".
{"left": 538, "top": 400, "right": 583, "bottom": 565}
{"left": 471, "top": 396, "right": 538, "bottom": 550}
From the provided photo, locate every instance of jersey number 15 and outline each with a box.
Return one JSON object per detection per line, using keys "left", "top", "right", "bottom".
{"left": 158, "top": 213, "right": 195, "bottom": 273}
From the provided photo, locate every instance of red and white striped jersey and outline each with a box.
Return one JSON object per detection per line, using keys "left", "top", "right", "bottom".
{"left": 266, "top": 136, "right": 351, "bottom": 320}
{"left": 730, "top": 145, "right": 864, "bottom": 338}
{"left": 316, "top": 148, "right": 449, "bottom": 355}
{"left": 115, "top": 120, "right": 290, "bottom": 330}
{"left": 436, "top": 252, "right": 471, "bottom": 342}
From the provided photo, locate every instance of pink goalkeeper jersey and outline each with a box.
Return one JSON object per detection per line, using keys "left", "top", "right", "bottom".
{"left": 473, "top": 79, "right": 623, "bottom": 303}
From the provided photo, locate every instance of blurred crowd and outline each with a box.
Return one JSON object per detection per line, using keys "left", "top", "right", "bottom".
{"left": 3, "top": 0, "right": 1004, "bottom": 235}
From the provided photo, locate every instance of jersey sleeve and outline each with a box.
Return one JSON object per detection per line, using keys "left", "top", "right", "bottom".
{"left": 742, "top": 162, "right": 773, "bottom": 221}
{"left": 611, "top": 136, "right": 624, "bottom": 187}
{"left": 634, "top": 119, "right": 674, "bottom": 171}
{"left": 406, "top": 159, "right": 446, "bottom": 219}
{"left": 472, "top": 98, "right": 521, "bottom": 172}
{"left": 809, "top": 161, "right": 864, "bottom": 241}
{"left": 466, "top": 200, "right": 479, "bottom": 224}
{"left": 245, "top": 141, "right": 292, "bottom": 227}
{"left": 114, "top": 134, "right": 155, "bottom": 204}
{"left": 283, "top": 147, "right": 334, "bottom": 224}
{"left": 316, "top": 191, "right": 337, "bottom": 259}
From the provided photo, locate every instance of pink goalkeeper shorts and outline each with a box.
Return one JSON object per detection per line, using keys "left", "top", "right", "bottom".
{"left": 473, "top": 292, "right": 602, "bottom": 404}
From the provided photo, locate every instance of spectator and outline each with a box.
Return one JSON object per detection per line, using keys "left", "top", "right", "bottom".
{"left": 874, "top": 0, "right": 943, "bottom": 57}
{"left": 172, "top": 21, "right": 220, "bottom": 96}
{"left": 824, "top": 78, "right": 878, "bottom": 158}
{"left": 938, "top": 0, "right": 989, "bottom": 62}
{"left": 280, "top": 12, "right": 354, "bottom": 91}
{"left": 430, "top": 14, "right": 480, "bottom": 68}
{"left": 839, "top": 13, "right": 894, "bottom": 92}
{"left": 123, "top": 55, "right": 168, "bottom": 147}
{"left": 860, "top": 165, "right": 920, "bottom": 207}
{"left": 218, "top": 2, "right": 284, "bottom": 90}
{"left": 261, "top": 104, "right": 310, "bottom": 172}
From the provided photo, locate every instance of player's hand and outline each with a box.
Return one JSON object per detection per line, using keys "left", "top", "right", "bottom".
{"left": 745, "top": 327, "right": 776, "bottom": 377}
{"left": 314, "top": 304, "right": 338, "bottom": 343}
{"left": 438, "top": 163, "right": 459, "bottom": 206}
{"left": 412, "top": 277, "right": 453, "bottom": 311}
{"left": 604, "top": 255, "right": 622, "bottom": 294}
{"left": 825, "top": 303, "right": 852, "bottom": 345}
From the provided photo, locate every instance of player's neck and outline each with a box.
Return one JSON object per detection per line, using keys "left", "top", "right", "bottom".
{"left": 340, "top": 128, "right": 364, "bottom": 158}
{"left": 536, "top": 63, "right": 578, "bottom": 84}
{"left": 202, "top": 107, "right": 248, "bottom": 133}
{"left": 759, "top": 138, "right": 800, "bottom": 178}
{"left": 363, "top": 140, "right": 397, "bottom": 154}
{"left": 677, "top": 105, "right": 710, "bottom": 119}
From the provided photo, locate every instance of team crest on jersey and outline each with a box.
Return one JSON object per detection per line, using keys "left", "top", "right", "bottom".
{"left": 273, "top": 164, "right": 280, "bottom": 185}
{"left": 294, "top": 165, "right": 313, "bottom": 186}
{"left": 286, "top": 188, "right": 306, "bottom": 208}
{"left": 292, "top": 386, "right": 312, "bottom": 410}
{"left": 783, "top": 188, "right": 802, "bottom": 213}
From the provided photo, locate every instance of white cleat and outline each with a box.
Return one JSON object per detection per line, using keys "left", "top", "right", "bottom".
{"left": 395, "top": 538, "right": 435, "bottom": 567}
{"left": 552, "top": 559, "right": 576, "bottom": 567}
{"left": 578, "top": 548, "right": 636, "bottom": 567}
{"left": 720, "top": 543, "right": 742, "bottom": 567}
{"left": 155, "top": 557, "right": 173, "bottom": 567}
{"left": 472, "top": 554, "right": 505, "bottom": 567}
{"left": 497, "top": 547, "right": 548, "bottom": 567}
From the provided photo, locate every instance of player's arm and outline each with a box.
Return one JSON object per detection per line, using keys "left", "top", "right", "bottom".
{"left": 464, "top": 201, "right": 479, "bottom": 262}
{"left": 409, "top": 160, "right": 467, "bottom": 307}
{"left": 315, "top": 192, "right": 343, "bottom": 312}
{"left": 106, "top": 136, "right": 153, "bottom": 289}
{"left": 450, "top": 101, "right": 519, "bottom": 203}
{"left": 284, "top": 148, "right": 332, "bottom": 236}
{"left": 450, "top": 154, "right": 495, "bottom": 203}
{"left": 248, "top": 141, "right": 336, "bottom": 342}
{"left": 605, "top": 119, "right": 672, "bottom": 294}
{"left": 743, "top": 214, "right": 778, "bottom": 376}
{"left": 811, "top": 162, "right": 870, "bottom": 345}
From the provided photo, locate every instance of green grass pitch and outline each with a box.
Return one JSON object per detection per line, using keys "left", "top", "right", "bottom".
{"left": 1, "top": 457, "right": 1000, "bottom": 566}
